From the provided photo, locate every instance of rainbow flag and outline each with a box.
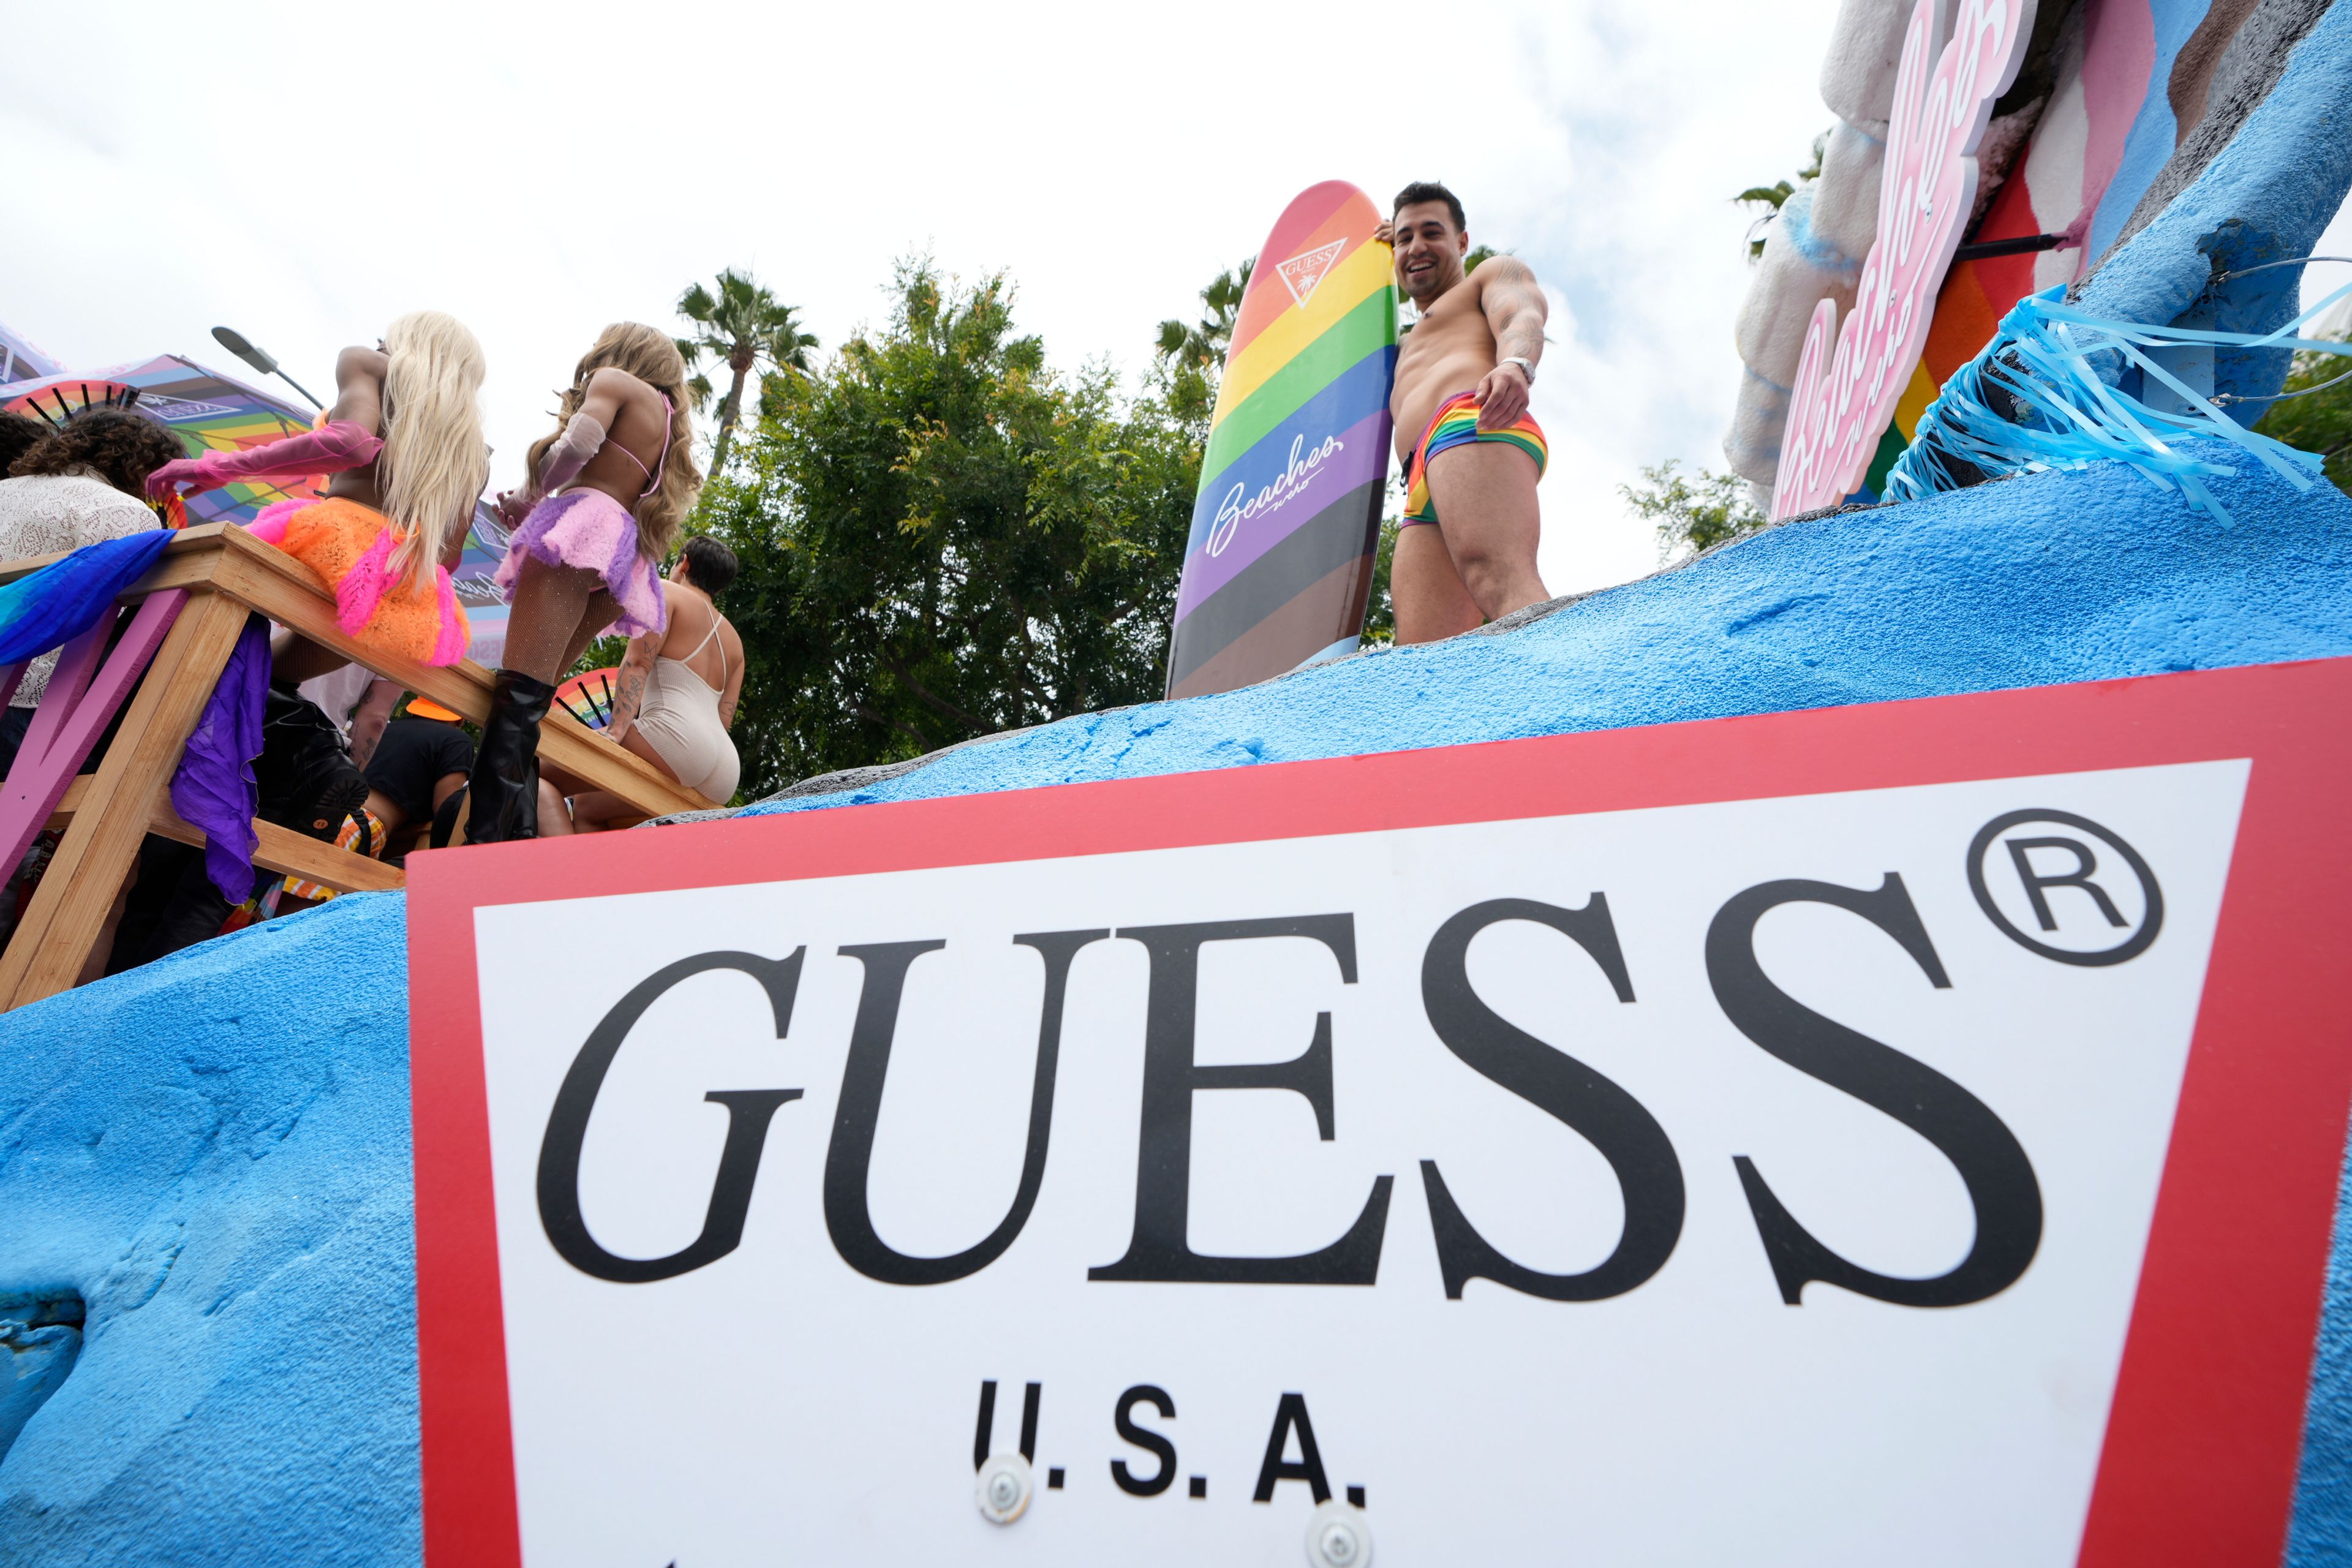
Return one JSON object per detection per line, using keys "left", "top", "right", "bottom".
{"left": 2, "top": 355, "right": 323, "bottom": 528}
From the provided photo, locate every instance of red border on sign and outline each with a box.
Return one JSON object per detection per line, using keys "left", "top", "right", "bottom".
{"left": 407, "top": 657, "right": 2352, "bottom": 1567}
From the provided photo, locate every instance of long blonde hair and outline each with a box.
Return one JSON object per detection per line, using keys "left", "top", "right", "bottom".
{"left": 525, "top": 323, "right": 703, "bottom": 562}
{"left": 377, "top": 310, "right": 488, "bottom": 590}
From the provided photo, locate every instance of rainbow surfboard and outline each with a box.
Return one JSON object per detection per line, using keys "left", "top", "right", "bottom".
{"left": 1164, "top": 182, "right": 1396, "bottom": 699}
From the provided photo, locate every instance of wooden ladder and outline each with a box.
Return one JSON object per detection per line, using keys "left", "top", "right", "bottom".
{"left": 0, "top": 524, "right": 709, "bottom": 1009}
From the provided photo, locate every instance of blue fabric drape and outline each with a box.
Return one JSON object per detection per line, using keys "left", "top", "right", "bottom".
{"left": 0, "top": 529, "right": 171, "bottom": 665}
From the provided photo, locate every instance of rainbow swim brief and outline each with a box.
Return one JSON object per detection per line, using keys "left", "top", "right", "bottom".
{"left": 1401, "top": 389, "right": 1548, "bottom": 527}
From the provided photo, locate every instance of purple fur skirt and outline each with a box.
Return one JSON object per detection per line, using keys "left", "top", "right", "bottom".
{"left": 494, "top": 489, "right": 667, "bottom": 639}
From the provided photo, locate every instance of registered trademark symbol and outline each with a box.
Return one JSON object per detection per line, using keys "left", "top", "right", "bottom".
{"left": 1967, "top": 809, "right": 2163, "bottom": 966}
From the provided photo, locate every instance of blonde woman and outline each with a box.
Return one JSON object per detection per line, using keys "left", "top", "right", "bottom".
{"left": 149, "top": 310, "right": 487, "bottom": 668}
{"left": 469, "top": 323, "right": 700, "bottom": 842}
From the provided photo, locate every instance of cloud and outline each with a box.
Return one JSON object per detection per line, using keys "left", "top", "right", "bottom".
{"left": 3, "top": 0, "right": 1847, "bottom": 593}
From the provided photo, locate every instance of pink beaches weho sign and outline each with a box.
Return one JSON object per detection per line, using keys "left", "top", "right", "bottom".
{"left": 1774, "top": 0, "right": 2035, "bottom": 520}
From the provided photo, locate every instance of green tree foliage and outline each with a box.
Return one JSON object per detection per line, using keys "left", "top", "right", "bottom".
{"left": 1156, "top": 260, "right": 1253, "bottom": 371}
{"left": 676, "top": 268, "right": 820, "bottom": 475}
{"left": 1623, "top": 459, "right": 1768, "bottom": 561}
{"left": 1361, "top": 496, "right": 1400, "bottom": 645}
{"left": 570, "top": 633, "right": 630, "bottom": 680}
{"left": 1739, "top": 132, "right": 1828, "bottom": 260}
{"left": 698, "top": 263, "right": 1203, "bottom": 794}
{"left": 2253, "top": 333, "right": 2352, "bottom": 497}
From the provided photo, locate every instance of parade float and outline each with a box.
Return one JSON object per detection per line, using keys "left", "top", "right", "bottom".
{"left": 2, "top": 0, "right": 2351, "bottom": 1563}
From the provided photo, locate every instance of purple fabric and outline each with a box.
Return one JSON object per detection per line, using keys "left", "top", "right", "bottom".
{"left": 169, "top": 616, "right": 270, "bottom": 902}
{"left": 492, "top": 488, "right": 666, "bottom": 638}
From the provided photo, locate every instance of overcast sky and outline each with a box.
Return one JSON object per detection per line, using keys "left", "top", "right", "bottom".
{"left": 20, "top": 0, "right": 2333, "bottom": 601}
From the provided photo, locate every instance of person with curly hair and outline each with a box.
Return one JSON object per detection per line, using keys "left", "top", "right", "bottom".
{"left": 0, "top": 411, "right": 45, "bottom": 477}
{"left": 0, "top": 409, "right": 178, "bottom": 754}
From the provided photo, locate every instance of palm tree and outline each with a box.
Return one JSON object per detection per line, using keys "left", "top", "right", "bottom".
{"left": 1155, "top": 258, "right": 1254, "bottom": 369}
{"left": 676, "top": 268, "right": 820, "bottom": 473}
{"left": 1737, "top": 132, "right": 1829, "bottom": 260}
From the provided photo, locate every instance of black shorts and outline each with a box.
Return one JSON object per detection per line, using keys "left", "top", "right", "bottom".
{"left": 365, "top": 717, "right": 475, "bottom": 826}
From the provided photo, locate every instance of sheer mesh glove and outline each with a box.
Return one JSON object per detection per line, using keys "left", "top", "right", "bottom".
{"left": 146, "top": 420, "right": 383, "bottom": 501}
{"left": 534, "top": 410, "right": 609, "bottom": 496}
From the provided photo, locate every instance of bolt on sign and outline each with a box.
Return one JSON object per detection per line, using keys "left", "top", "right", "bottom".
{"left": 410, "top": 657, "right": 2352, "bottom": 1567}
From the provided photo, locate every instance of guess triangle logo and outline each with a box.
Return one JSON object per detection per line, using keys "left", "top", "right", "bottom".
{"left": 1275, "top": 239, "right": 1346, "bottom": 309}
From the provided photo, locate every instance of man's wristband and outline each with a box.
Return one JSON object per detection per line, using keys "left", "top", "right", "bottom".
{"left": 1501, "top": 355, "right": 1537, "bottom": 386}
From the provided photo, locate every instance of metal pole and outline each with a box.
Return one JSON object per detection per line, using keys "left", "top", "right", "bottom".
{"left": 271, "top": 369, "right": 326, "bottom": 410}
{"left": 211, "top": 326, "right": 325, "bottom": 410}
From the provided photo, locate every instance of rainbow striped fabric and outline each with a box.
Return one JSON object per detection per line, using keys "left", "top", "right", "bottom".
{"left": 1400, "top": 391, "right": 1548, "bottom": 526}
{"left": 1165, "top": 182, "right": 1397, "bottom": 699}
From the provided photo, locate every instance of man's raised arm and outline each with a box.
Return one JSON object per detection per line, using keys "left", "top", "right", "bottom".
{"left": 1473, "top": 257, "right": 1547, "bottom": 431}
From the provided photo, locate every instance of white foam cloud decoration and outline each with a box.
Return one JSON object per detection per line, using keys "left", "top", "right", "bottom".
{"left": 1723, "top": 0, "right": 1910, "bottom": 491}
{"left": 1819, "top": 0, "right": 1917, "bottom": 132}
{"left": 1774, "top": 0, "right": 2037, "bottom": 519}
{"left": 1727, "top": 185, "right": 1866, "bottom": 487}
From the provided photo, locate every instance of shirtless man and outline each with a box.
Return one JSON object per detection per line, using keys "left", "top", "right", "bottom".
{"left": 1375, "top": 181, "right": 1552, "bottom": 644}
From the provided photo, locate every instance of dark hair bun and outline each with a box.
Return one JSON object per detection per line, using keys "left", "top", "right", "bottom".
{"left": 680, "top": 533, "right": 739, "bottom": 598}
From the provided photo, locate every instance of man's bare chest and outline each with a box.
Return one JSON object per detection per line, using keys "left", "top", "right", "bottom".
{"left": 1402, "top": 284, "right": 1491, "bottom": 349}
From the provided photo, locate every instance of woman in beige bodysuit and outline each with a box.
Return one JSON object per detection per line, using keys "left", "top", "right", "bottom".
{"left": 540, "top": 535, "right": 744, "bottom": 832}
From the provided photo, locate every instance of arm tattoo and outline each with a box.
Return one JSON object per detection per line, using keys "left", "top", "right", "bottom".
{"left": 609, "top": 647, "right": 652, "bottom": 739}
{"left": 1496, "top": 309, "right": 1546, "bottom": 363}
{"left": 1482, "top": 261, "right": 1548, "bottom": 364}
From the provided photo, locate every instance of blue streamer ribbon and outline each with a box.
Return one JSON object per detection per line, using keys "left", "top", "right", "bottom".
{"left": 1883, "top": 281, "right": 2352, "bottom": 527}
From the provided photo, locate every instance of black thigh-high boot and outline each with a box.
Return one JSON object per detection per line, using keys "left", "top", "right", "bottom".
{"left": 466, "top": 669, "right": 556, "bottom": 844}
{"left": 106, "top": 838, "right": 236, "bottom": 974}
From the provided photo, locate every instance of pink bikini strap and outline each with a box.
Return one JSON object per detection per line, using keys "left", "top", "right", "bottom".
{"left": 639, "top": 394, "right": 673, "bottom": 500}
{"left": 599, "top": 391, "right": 674, "bottom": 499}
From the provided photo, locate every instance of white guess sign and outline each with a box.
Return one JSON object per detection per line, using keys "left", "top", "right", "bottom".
{"left": 410, "top": 660, "right": 2352, "bottom": 1567}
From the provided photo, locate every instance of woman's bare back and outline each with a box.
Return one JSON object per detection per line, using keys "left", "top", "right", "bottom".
{"left": 321, "top": 345, "right": 391, "bottom": 511}
{"left": 657, "top": 581, "right": 743, "bottom": 719}
{"left": 562, "top": 368, "right": 673, "bottom": 510}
